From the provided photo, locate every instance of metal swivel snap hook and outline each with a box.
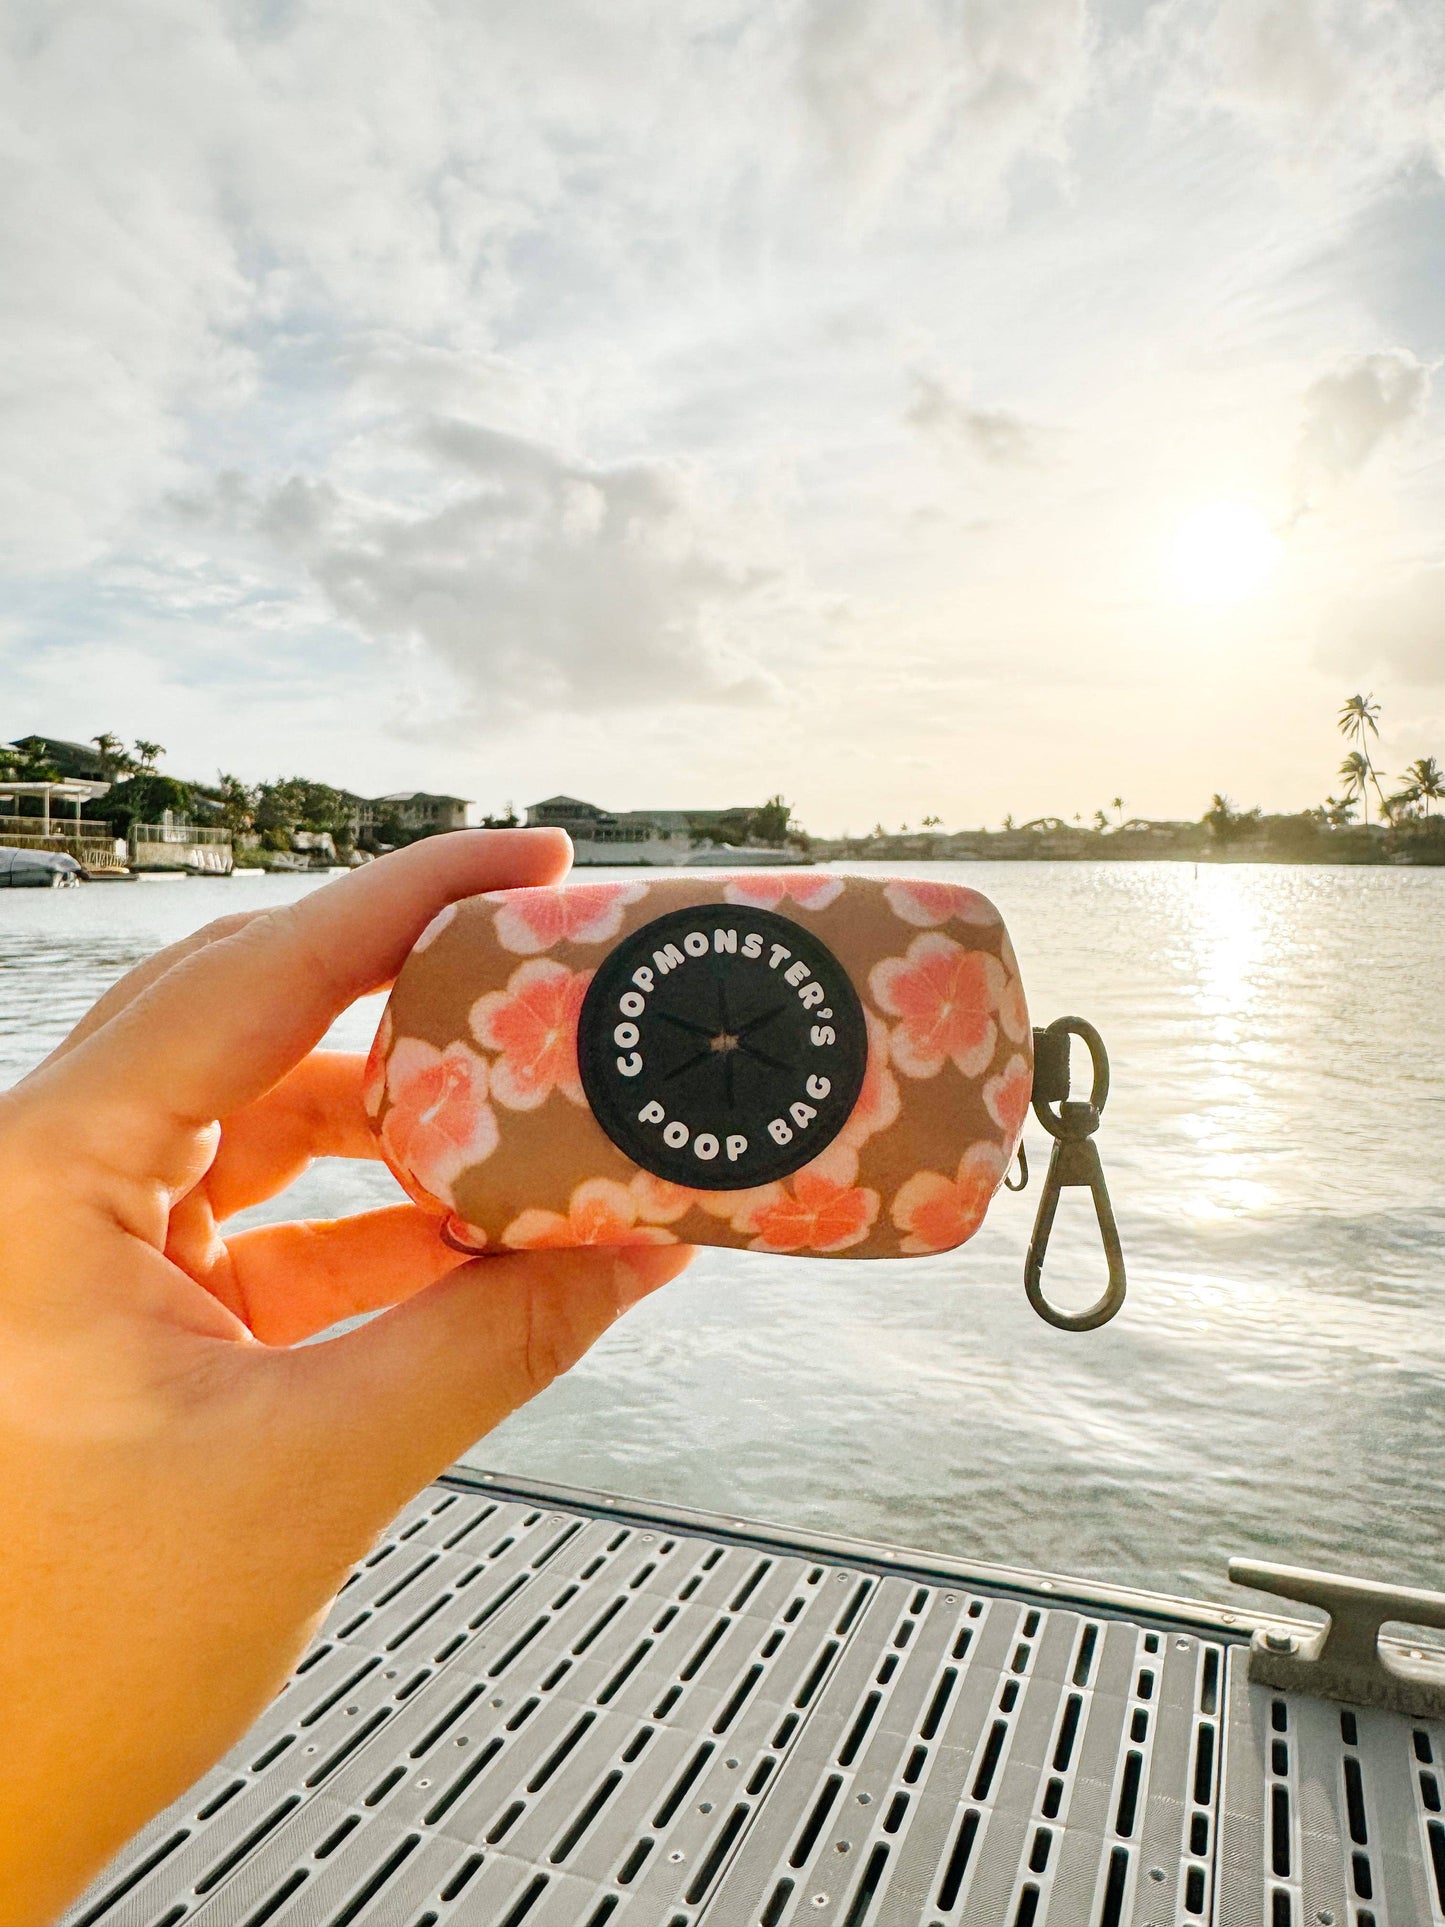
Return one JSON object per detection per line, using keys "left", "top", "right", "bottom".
{"left": 1023, "top": 1016, "right": 1127, "bottom": 1332}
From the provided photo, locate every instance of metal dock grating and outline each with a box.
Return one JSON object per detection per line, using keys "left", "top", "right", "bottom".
{"left": 62, "top": 1471, "right": 1445, "bottom": 1927}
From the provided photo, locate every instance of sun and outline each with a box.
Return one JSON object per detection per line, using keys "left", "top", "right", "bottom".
{"left": 1167, "top": 502, "right": 1282, "bottom": 606}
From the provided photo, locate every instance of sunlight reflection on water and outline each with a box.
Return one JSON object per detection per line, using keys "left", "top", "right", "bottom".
{"left": 2, "top": 861, "right": 1441, "bottom": 1607}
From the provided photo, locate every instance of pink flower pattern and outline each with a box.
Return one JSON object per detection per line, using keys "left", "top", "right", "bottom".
{"left": 470, "top": 958, "right": 591, "bottom": 1110}
{"left": 502, "top": 1178, "right": 678, "bottom": 1249}
{"left": 838, "top": 1010, "right": 901, "bottom": 1152}
{"left": 412, "top": 901, "right": 458, "bottom": 952}
{"left": 883, "top": 879, "right": 1000, "bottom": 929}
{"left": 486, "top": 881, "right": 648, "bottom": 956}
{"left": 869, "top": 932, "right": 1006, "bottom": 1080}
{"left": 739, "top": 1163, "right": 879, "bottom": 1254}
{"left": 380, "top": 1037, "right": 498, "bottom": 1211}
{"left": 723, "top": 872, "right": 845, "bottom": 911}
{"left": 362, "top": 1006, "right": 392, "bottom": 1118}
{"left": 371, "top": 869, "right": 1027, "bottom": 1258}
{"left": 629, "top": 1172, "right": 701, "bottom": 1225}
{"left": 891, "top": 1142, "right": 1007, "bottom": 1255}
{"left": 983, "top": 1052, "right": 1031, "bottom": 1139}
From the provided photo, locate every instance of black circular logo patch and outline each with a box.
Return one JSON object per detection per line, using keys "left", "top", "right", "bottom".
{"left": 578, "top": 902, "right": 868, "bottom": 1190}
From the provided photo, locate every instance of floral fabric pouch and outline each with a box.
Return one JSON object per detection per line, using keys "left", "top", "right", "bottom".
{"left": 365, "top": 873, "right": 1031, "bottom": 1260}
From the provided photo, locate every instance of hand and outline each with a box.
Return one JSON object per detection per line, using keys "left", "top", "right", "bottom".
{"left": 0, "top": 832, "right": 694, "bottom": 1924}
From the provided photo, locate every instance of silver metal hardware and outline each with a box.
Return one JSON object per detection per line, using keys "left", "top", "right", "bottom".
{"left": 1230, "top": 1556, "right": 1445, "bottom": 1718}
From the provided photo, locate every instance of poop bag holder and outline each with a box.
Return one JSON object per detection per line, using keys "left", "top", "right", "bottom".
{"left": 366, "top": 873, "right": 1125, "bottom": 1326}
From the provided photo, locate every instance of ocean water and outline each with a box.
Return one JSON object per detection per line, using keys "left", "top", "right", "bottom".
{"left": 2, "top": 861, "right": 1442, "bottom": 1615}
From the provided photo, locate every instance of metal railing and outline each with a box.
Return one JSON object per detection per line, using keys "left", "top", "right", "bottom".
{"left": 131, "top": 822, "right": 232, "bottom": 846}
{"left": 0, "top": 812, "right": 112, "bottom": 840}
{"left": 0, "top": 829, "right": 128, "bottom": 872}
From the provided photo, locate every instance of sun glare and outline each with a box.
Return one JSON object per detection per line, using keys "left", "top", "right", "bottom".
{"left": 1167, "top": 502, "right": 1282, "bottom": 606}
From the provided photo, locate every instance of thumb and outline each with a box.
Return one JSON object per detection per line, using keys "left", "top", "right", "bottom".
{"left": 271, "top": 1241, "right": 693, "bottom": 1526}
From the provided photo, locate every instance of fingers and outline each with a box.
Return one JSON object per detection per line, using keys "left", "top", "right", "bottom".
{"left": 221, "top": 1205, "right": 468, "bottom": 1345}
{"left": 40, "top": 911, "right": 266, "bottom": 1067}
{"left": 204, "top": 1054, "right": 381, "bottom": 1221}
{"left": 37, "top": 830, "right": 571, "bottom": 1149}
{"left": 274, "top": 1242, "right": 694, "bottom": 1511}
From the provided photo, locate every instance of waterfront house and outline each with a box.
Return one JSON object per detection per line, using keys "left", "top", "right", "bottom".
{"left": 8, "top": 734, "right": 111, "bottom": 780}
{"left": 365, "top": 791, "right": 472, "bottom": 835}
{"left": 523, "top": 795, "right": 791, "bottom": 865}
{"left": 0, "top": 774, "right": 128, "bottom": 874}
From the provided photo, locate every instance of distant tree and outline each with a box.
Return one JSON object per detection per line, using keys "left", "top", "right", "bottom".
{"left": 97, "top": 773, "right": 193, "bottom": 836}
{"left": 2, "top": 741, "right": 59, "bottom": 782}
{"left": 1337, "top": 751, "right": 1370, "bottom": 824}
{"left": 255, "top": 778, "right": 355, "bottom": 838}
{"left": 1001, "top": 813, "right": 1014, "bottom": 831}
{"left": 369, "top": 806, "right": 406, "bottom": 850}
{"left": 212, "top": 773, "right": 257, "bottom": 833}
{"left": 90, "top": 732, "right": 134, "bottom": 779}
{"left": 1093, "top": 809, "right": 1109, "bottom": 832}
{"left": 480, "top": 802, "right": 521, "bottom": 828}
{"left": 869, "top": 822, "right": 887, "bottom": 839}
{"left": 1204, "top": 793, "right": 1261, "bottom": 845}
{"left": 1111, "top": 795, "right": 1125, "bottom": 826}
{"left": 1320, "top": 793, "right": 1356, "bottom": 828}
{"left": 750, "top": 795, "right": 792, "bottom": 847}
{"left": 1404, "top": 755, "right": 1443, "bottom": 821}
{"left": 132, "top": 739, "right": 165, "bottom": 773}
{"left": 1338, "top": 693, "right": 1386, "bottom": 825}
{"left": 921, "top": 814, "right": 943, "bottom": 829}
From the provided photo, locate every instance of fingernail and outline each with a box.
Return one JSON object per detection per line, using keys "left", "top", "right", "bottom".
{"left": 615, "top": 1244, "right": 695, "bottom": 1309}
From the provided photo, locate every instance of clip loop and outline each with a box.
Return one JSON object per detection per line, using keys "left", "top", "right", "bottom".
{"left": 1023, "top": 1017, "right": 1127, "bottom": 1332}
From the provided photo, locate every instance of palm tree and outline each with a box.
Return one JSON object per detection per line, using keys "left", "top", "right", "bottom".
{"left": 91, "top": 732, "right": 133, "bottom": 778}
{"left": 1337, "top": 694, "right": 1386, "bottom": 825}
{"left": 1111, "top": 795, "right": 1125, "bottom": 827}
{"left": 1405, "top": 755, "right": 1443, "bottom": 821}
{"left": 133, "top": 740, "right": 165, "bottom": 772}
{"left": 1338, "top": 751, "right": 1370, "bottom": 822}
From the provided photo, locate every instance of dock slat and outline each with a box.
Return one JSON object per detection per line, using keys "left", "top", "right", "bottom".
{"left": 58, "top": 1473, "right": 1436, "bottom": 1927}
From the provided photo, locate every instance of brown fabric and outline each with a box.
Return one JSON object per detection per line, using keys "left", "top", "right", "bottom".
{"left": 364, "top": 872, "right": 1031, "bottom": 1259}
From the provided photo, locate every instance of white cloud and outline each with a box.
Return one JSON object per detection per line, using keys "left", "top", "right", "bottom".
{"left": 185, "top": 416, "right": 785, "bottom": 719}
{"left": 905, "top": 370, "right": 1040, "bottom": 464}
{"left": 1184, "top": 0, "right": 1445, "bottom": 184}
{"left": 1296, "top": 349, "right": 1432, "bottom": 495}
{"left": 3, "top": 0, "right": 1445, "bottom": 826}
{"left": 796, "top": 0, "right": 1091, "bottom": 217}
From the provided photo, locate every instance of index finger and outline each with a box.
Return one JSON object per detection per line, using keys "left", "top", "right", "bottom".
{"left": 40, "top": 830, "right": 570, "bottom": 1128}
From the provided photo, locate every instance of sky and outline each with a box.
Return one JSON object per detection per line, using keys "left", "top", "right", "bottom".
{"left": 2, "top": 0, "right": 1444, "bottom": 833}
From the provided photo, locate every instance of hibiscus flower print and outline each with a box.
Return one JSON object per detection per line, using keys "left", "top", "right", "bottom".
{"left": 486, "top": 880, "right": 648, "bottom": 956}
{"left": 883, "top": 879, "right": 1000, "bottom": 929}
{"left": 891, "top": 1141, "right": 1007, "bottom": 1255}
{"left": 741, "top": 1164, "right": 879, "bottom": 1254}
{"left": 998, "top": 970, "right": 1029, "bottom": 1044}
{"left": 501, "top": 1177, "right": 678, "bottom": 1249}
{"left": 629, "top": 1172, "right": 700, "bottom": 1225}
{"left": 697, "top": 1180, "right": 785, "bottom": 1227}
{"left": 984, "top": 1053, "right": 1032, "bottom": 1139}
{"left": 380, "top": 1037, "right": 498, "bottom": 1211}
{"left": 838, "top": 1011, "right": 901, "bottom": 1152}
{"left": 412, "top": 901, "right": 458, "bottom": 952}
{"left": 362, "top": 1007, "right": 392, "bottom": 1119}
{"left": 723, "top": 872, "right": 845, "bottom": 912}
{"left": 470, "top": 958, "right": 591, "bottom": 1110}
{"left": 869, "top": 933, "right": 1006, "bottom": 1080}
